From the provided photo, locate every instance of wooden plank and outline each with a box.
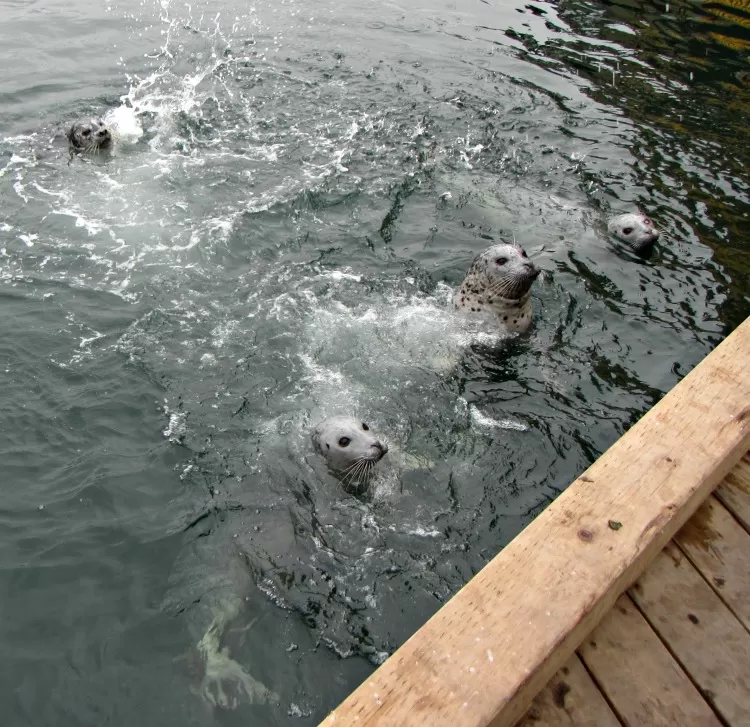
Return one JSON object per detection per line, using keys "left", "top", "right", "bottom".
{"left": 320, "top": 318, "right": 750, "bottom": 727}
{"left": 515, "top": 654, "right": 622, "bottom": 727}
{"left": 630, "top": 542, "right": 750, "bottom": 725}
{"left": 715, "top": 453, "right": 750, "bottom": 532}
{"left": 578, "top": 595, "right": 723, "bottom": 727}
{"left": 675, "top": 495, "right": 750, "bottom": 631}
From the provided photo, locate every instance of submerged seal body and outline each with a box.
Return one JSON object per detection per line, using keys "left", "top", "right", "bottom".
{"left": 607, "top": 212, "right": 660, "bottom": 253}
{"left": 312, "top": 416, "right": 388, "bottom": 492}
{"left": 453, "top": 243, "right": 540, "bottom": 333}
{"left": 67, "top": 117, "right": 113, "bottom": 153}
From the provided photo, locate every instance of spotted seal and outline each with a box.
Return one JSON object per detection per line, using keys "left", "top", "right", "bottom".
{"left": 67, "top": 117, "right": 114, "bottom": 153}
{"left": 453, "top": 243, "right": 540, "bottom": 333}
{"left": 312, "top": 416, "right": 389, "bottom": 492}
{"left": 607, "top": 212, "right": 660, "bottom": 253}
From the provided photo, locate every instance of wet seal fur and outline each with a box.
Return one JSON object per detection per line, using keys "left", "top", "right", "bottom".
{"left": 67, "top": 117, "right": 114, "bottom": 154}
{"left": 312, "top": 416, "right": 389, "bottom": 493}
{"left": 607, "top": 212, "right": 660, "bottom": 254}
{"left": 453, "top": 243, "right": 540, "bottom": 333}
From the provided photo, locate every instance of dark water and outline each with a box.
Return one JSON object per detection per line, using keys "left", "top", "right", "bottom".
{"left": 1, "top": 0, "right": 748, "bottom": 723}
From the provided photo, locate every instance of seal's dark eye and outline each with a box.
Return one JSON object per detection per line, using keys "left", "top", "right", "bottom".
{"left": 495, "top": 257, "right": 508, "bottom": 265}
{"left": 521, "top": 250, "right": 528, "bottom": 258}
{"left": 622, "top": 227, "right": 633, "bottom": 235}
{"left": 643, "top": 217, "right": 652, "bottom": 225}
{"left": 338, "top": 437, "right": 351, "bottom": 447}
{"left": 82, "top": 130, "right": 91, "bottom": 137}
{"left": 361, "top": 422, "right": 369, "bottom": 431}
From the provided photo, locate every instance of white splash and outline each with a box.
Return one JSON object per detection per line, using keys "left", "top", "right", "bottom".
{"left": 469, "top": 405, "right": 529, "bottom": 432}
{"left": 162, "top": 405, "right": 187, "bottom": 442}
{"left": 104, "top": 105, "right": 144, "bottom": 144}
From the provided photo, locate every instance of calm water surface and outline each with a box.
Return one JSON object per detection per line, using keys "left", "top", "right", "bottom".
{"left": 1, "top": 0, "right": 748, "bottom": 724}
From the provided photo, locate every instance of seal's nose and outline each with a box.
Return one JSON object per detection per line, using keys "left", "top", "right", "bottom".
{"left": 373, "top": 441, "right": 388, "bottom": 457}
{"left": 633, "top": 235, "right": 658, "bottom": 257}
{"left": 524, "top": 261, "right": 540, "bottom": 278}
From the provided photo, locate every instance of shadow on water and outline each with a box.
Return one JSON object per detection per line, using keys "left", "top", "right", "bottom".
{"left": 0, "top": 0, "right": 748, "bottom": 725}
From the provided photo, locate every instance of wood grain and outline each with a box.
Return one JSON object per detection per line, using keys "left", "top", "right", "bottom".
{"left": 320, "top": 319, "right": 750, "bottom": 727}
{"left": 675, "top": 495, "right": 750, "bottom": 630}
{"left": 515, "top": 654, "right": 621, "bottom": 727}
{"left": 715, "top": 453, "right": 750, "bottom": 532}
{"left": 630, "top": 542, "right": 750, "bottom": 725}
{"left": 579, "top": 595, "right": 723, "bottom": 727}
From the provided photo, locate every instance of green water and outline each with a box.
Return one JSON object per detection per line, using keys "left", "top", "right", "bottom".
{"left": 0, "top": 0, "right": 748, "bottom": 724}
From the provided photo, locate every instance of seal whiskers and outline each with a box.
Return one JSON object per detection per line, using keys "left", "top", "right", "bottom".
{"left": 312, "top": 417, "right": 388, "bottom": 493}
{"left": 341, "top": 457, "right": 374, "bottom": 489}
{"left": 453, "top": 243, "right": 540, "bottom": 333}
{"left": 607, "top": 212, "right": 660, "bottom": 254}
{"left": 67, "top": 117, "right": 114, "bottom": 155}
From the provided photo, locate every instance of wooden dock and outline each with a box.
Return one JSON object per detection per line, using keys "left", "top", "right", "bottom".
{"left": 319, "top": 317, "right": 750, "bottom": 727}
{"left": 519, "top": 458, "right": 750, "bottom": 727}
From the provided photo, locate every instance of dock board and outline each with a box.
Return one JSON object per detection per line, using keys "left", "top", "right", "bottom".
{"left": 319, "top": 317, "right": 750, "bottom": 727}
{"left": 519, "top": 469, "right": 750, "bottom": 727}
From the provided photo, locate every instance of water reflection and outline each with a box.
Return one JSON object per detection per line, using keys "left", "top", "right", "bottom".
{"left": 504, "top": 0, "right": 750, "bottom": 330}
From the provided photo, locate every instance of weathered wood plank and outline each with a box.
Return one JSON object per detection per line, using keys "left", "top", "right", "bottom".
{"left": 515, "top": 654, "right": 622, "bottom": 727}
{"left": 675, "top": 495, "right": 750, "bottom": 631}
{"left": 715, "top": 453, "right": 750, "bottom": 532}
{"left": 630, "top": 542, "right": 750, "bottom": 725}
{"left": 579, "top": 595, "right": 723, "bottom": 727}
{"left": 320, "top": 319, "right": 750, "bottom": 727}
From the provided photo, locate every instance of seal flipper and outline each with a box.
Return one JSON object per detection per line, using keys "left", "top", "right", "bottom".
{"left": 193, "top": 595, "right": 277, "bottom": 709}
{"left": 163, "top": 521, "right": 278, "bottom": 711}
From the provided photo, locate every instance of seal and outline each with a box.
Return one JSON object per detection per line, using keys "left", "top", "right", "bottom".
{"left": 312, "top": 416, "right": 389, "bottom": 492}
{"left": 453, "top": 243, "right": 540, "bottom": 333}
{"left": 607, "top": 212, "right": 660, "bottom": 253}
{"left": 67, "top": 117, "right": 113, "bottom": 153}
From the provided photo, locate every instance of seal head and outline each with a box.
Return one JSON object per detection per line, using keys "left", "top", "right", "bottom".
{"left": 312, "top": 416, "right": 388, "bottom": 492}
{"left": 607, "top": 213, "right": 660, "bottom": 253}
{"left": 453, "top": 243, "right": 540, "bottom": 333}
{"left": 67, "top": 117, "right": 113, "bottom": 152}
